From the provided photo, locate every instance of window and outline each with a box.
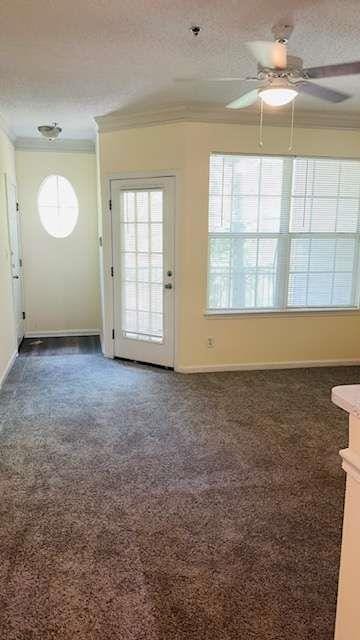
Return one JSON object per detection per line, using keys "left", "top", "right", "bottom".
{"left": 207, "top": 154, "right": 360, "bottom": 313}
{"left": 38, "top": 175, "right": 79, "bottom": 238}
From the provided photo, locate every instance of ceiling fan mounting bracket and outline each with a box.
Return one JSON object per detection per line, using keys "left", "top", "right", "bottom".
{"left": 271, "top": 23, "right": 294, "bottom": 44}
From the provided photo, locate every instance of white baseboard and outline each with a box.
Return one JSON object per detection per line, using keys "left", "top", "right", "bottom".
{"left": 176, "top": 358, "right": 360, "bottom": 374}
{"left": 0, "top": 350, "right": 18, "bottom": 389}
{"left": 25, "top": 330, "right": 100, "bottom": 338}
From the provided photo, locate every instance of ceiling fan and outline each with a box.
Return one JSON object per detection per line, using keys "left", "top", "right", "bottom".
{"left": 178, "top": 24, "right": 360, "bottom": 109}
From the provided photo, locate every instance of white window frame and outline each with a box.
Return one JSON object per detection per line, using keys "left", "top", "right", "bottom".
{"left": 206, "top": 153, "right": 360, "bottom": 316}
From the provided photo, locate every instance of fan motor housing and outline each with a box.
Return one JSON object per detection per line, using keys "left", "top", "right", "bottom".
{"left": 257, "top": 55, "right": 304, "bottom": 82}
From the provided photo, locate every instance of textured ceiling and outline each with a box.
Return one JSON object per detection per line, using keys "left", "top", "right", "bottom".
{"left": 1, "top": 0, "right": 360, "bottom": 139}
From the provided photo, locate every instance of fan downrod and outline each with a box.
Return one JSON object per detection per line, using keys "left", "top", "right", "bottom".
{"left": 271, "top": 23, "right": 294, "bottom": 44}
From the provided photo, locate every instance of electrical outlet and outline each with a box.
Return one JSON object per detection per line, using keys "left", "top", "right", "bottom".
{"left": 207, "top": 337, "right": 215, "bottom": 348}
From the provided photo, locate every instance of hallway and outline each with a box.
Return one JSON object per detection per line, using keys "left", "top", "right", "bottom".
{"left": 0, "top": 339, "right": 352, "bottom": 639}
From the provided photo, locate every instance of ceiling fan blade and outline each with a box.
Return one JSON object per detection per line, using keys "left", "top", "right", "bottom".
{"left": 174, "top": 76, "right": 245, "bottom": 83}
{"left": 297, "top": 81, "right": 351, "bottom": 103}
{"left": 246, "top": 41, "right": 287, "bottom": 69}
{"left": 304, "top": 61, "right": 360, "bottom": 79}
{"left": 226, "top": 89, "right": 259, "bottom": 109}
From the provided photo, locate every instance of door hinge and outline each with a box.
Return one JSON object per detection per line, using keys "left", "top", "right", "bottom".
{"left": 112, "top": 329, "right": 115, "bottom": 340}
{"left": 19, "top": 258, "right": 23, "bottom": 268}
{"left": 22, "top": 311, "right": 26, "bottom": 320}
{"left": 16, "top": 202, "right": 19, "bottom": 212}
{"left": 110, "top": 266, "right": 114, "bottom": 277}
{"left": 99, "top": 236, "right": 103, "bottom": 247}
{"left": 109, "top": 199, "right": 112, "bottom": 211}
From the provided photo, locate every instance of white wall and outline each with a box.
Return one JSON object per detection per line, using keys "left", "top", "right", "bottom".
{"left": 16, "top": 150, "right": 100, "bottom": 336}
{"left": 0, "top": 128, "right": 17, "bottom": 385}
{"left": 98, "top": 121, "right": 360, "bottom": 370}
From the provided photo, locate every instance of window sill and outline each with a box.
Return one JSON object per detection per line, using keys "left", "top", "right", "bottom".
{"left": 205, "top": 308, "right": 360, "bottom": 319}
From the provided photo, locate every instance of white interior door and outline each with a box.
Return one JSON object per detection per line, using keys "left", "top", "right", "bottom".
{"left": 111, "top": 176, "right": 175, "bottom": 367}
{"left": 6, "top": 176, "right": 24, "bottom": 344}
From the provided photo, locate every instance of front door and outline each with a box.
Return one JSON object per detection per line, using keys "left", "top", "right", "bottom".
{"left": 6, "top": 176, "right": 24, "bottom": 344}
{"left": 111, "top": 177, "right": 175, "bottom": 367}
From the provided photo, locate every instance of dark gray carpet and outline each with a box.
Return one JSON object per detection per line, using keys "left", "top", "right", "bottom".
{"left": 0, "top": 345, "right": 355, "bottom": 639}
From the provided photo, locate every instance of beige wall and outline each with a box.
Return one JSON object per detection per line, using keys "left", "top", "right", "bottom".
{"left": 0, "top": 128, "right": 17, "bottom": 385}
{"left": 16, "top": 150, "right": 100, "bottom": 336}
{"left": 98, "top": 121, "right": 360, "bottom": 370}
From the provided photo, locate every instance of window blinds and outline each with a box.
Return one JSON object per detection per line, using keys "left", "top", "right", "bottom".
{"left": 208, "top": 154, "right": 360, "bottom": 312}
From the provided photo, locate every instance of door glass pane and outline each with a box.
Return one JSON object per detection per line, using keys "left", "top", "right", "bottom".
{"left": 120, "top": 190, "right": 164, "bottom": 343}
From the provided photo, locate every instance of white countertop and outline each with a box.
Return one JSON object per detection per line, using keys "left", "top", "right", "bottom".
{"left": 332, "top": 385, "right": 360, "bottom": 418}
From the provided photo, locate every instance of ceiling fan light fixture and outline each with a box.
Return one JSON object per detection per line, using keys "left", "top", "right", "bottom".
{"left": 259, "top": 86, "right": 298, "bottom": 107}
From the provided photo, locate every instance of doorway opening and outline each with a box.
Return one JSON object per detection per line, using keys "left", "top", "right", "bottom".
{"left": 6, "top": 175, "right": 24, "bottom": 345}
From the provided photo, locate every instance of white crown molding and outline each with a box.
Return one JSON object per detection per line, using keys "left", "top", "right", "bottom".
{"left": 95, "top": 103, "right": 360, "bottom": 133}
{"left": 15, "top": 137, "right": 95, "bottom": 153}
{"left": 0, "top": 112, "right": 16, "bottom": 143}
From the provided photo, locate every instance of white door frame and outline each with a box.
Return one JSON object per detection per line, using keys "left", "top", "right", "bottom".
{"left": 5, "top": 174, "right": 25, "bottom": 345}
{"left": 101, "top": 171, "right": 181, "bottom": 367}
{"left": 112, "top": 176, "right": 175, "bottom": 366}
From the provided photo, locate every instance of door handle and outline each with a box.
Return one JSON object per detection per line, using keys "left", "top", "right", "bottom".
{"left": 13, "top": 275, "right": 19, "bottom": 279}
{"left": 164, "top": 283, "right": 172, "bottom": 290}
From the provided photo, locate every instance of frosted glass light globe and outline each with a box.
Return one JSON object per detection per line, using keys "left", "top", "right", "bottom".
{"left": 259, "top": 87, "right": 298, "bottom": 107}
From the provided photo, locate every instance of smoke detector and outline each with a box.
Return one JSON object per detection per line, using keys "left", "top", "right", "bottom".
{"left": 190, "top": 25, "right": 201, "bottom": 37}
{"left": 37, "top": 123, "right": 62, "bottom": 141}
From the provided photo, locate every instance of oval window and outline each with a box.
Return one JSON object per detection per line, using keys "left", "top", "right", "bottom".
{"left": 38, "top": 175, "right": 79, "bottom": 238}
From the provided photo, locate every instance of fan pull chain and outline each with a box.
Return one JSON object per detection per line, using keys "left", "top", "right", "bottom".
{"left": 288, "top": 99, "right": 295, "bottom": 151}
{"left": 259, "top": 98, "right": 264, "bottom": 148}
